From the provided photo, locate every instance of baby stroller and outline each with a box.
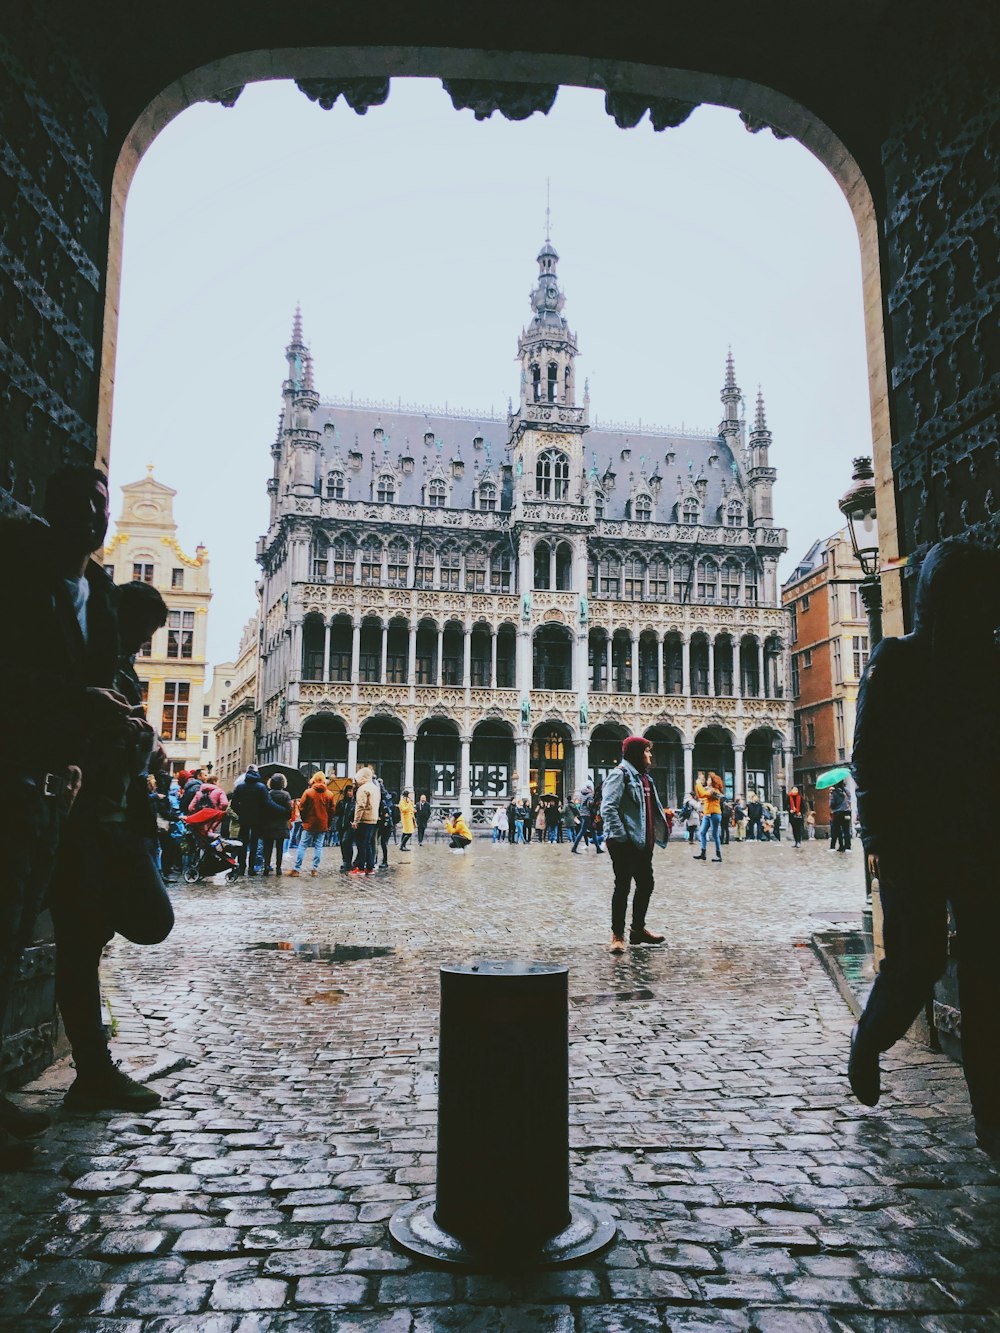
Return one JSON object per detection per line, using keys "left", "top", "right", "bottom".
{"left": 181, "top": 807, "right": 241, "bottom": 884}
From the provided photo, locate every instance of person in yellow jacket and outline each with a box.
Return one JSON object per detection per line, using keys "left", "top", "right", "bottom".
{"left": 398, "top": 789, "right": 416, "bottom": 851}
{"left": 444, "top": 809, "right": 472, "bottom": 854}
{"left": 693, "top": 770, "right": 725, "bottom": 863}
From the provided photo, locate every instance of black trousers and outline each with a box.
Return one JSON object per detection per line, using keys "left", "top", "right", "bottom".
{"left": 260, "top": 836, "right": 284, "bottom": 872}
{"left": 238, "top": 826, "right": 260, "bottom": 873}
{"left": 607, "top": 839, "right": 655, "bottom": 937}
{"left": 830, "top": 811, "right": 851, "bottom": 850}
{"left": 856, "top": 852, "right": 1000, "bottom": 1125}
{"left": 789, "top": 813, "right": 804, "bottom": 846}
{"left": 340, "top": 828, "right": 355, "bottom": 868}
{"left": 0, "top": 780, "right": 67, "bottom": 1047}
{"left": 49, "top": 822, "right": 174, "bottom": 1070}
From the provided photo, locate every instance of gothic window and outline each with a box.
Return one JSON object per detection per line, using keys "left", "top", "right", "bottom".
{"left": 465, "top": 547, "right": 486, "bottom": 592}
{"left": 564, "top": 366, "right": 571, "bottom": 398}
{"left": 623, "top": 555, "right": 645, "bottom": 601}
{"left": 598, "top": 554, "right": 621, "bottom": 598}
{"left": 332, "top": 536, "right": 355, "bottom": 583}
{"left": 547, "top": 362, "right": 558, "bottom": 402}
{"left": 745, "top": 563, "right": 759, "bottom": 606}
{"left": 413, "top": 545, "right": 433, "bottom": 589}
{"left": 588, "top": 556, "right": 598, "bottom": 595}
{"left": 682, "top": 498, "right": 699, "bottom": 524}
{"left": 376, "top": 475, "right": 395, "bottom": 503}
{"left": 327, "top": 471, "right": 345, "bottom": 500}
{"left": 439, "top": 544, "right": 461, "bottom": 590}
{"left": 360, "top": 539, "right": 382, "bottom": 586}
{"left": 428, "top": 478, "right": 447, "bottom": 508}
{"left": 534, "top": 541, "right": 551, "bottom": 590}
{"left": 672, "top": 560, "right": 692, "bottom": 603}
{"left": 726, "top": 499, "right": 743, "bottom": 527}
{"left": 594, "top": 490, "right": 606, "bottom": 520}
{"left": 311, "top": 540, "right": 328, "bottom": 579}
{"left": 387, "top": 539, "right": 409, "bottom": 588}
{"left": 531, "top": 363, "right": 541, "bottom": 401}
{"left": 490, "top": 546, "right": 512, "bottom": 592}
{"left": 696, "top": 558, "right": 718, "bottom": 603}
{"left": 536, "top": 448, "right": 569, "bottom": 500}
{"left": 648, "top": 557, "right": 670, "bottom": 599}
{"left": 634, "top": 494, "right": 652, "bottom": 522}
{"left": 479, "top": 482, "right": 497, "bottom": 511}
{"left": 721, "top": 560, "right": 741, "bottom": 605}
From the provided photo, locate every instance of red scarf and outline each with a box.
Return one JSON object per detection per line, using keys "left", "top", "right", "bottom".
{"left": 640, "top": 772, "right": 655, "bottom": 850}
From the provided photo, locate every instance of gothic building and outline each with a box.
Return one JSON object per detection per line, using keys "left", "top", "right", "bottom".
{"left": 256, "top": 240, "right": 793, "bottom": 821}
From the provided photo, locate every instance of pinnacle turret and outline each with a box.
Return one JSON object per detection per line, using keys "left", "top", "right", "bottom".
{"left": 724, "top": 347, "right": 737, "bottom": 392}
{"left": 753, "top": 386, "right": 768, "bottom": 434}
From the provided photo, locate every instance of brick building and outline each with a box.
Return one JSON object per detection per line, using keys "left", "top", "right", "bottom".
{"left": 782, "top": 529, "right": 869, "bottom": 827}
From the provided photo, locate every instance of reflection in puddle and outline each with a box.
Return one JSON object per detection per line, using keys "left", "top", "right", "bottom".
{"left": 252, "top": 942, "right": 395, "bottom": 963}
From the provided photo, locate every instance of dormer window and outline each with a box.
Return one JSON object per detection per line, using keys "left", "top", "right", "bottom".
{"left": 473, "top": 435, "right": 484, "bottom": 450}
{"left": 373, "top": 427, "right": 384, "bottom": 443}
{"left": 327, "top": 471, "right": 345, "bottom": 500}
{"left": 635, "top": 495, "right": 652, "bottom": 522}
{"left": 726, "top": 499, "right": 743, "bottom": 528}
{"left": 537, "top": 448, "right": 569, "bottom": 500}
{"left": 428, "top": 478, "right": 446, "bottom": 508}
{"left": 376, "top": 476, "right": 395, "bottom": 504}
{"left": 424, "top": 431, "right": 435, "bottom": 447}
{"left": 682, "top": 498, "right": 699, "bottom": 524}
{"left": 595, "top": 491, "right": 606, "bottom": 520}
{"left": 479, "top": 482, "right": 497, "bottom": 511}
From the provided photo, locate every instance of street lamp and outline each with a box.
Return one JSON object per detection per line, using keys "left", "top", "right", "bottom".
{"left": 839, "top": 455, "right": 883, "bottom": 646}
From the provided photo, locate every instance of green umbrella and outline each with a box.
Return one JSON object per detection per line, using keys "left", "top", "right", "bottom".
{"left": 815, "top": 766, "right": 851, "bottom": 791}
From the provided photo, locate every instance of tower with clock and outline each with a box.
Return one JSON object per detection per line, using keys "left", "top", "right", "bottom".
{"left": 508, "top": 235, "right": 589, "bottom": 508}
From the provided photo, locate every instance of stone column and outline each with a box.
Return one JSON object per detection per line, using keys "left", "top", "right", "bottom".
{"left": 683, "top": 741, "right": 694, "bottom": 800}
{"left": 734, "top": 743, "right": 745, "bottom": 799}
{"left": 605, "top": 634, "right": 613, "bottom": 694}
{"left": 517, "top": 534, "right": 533, "bottom": 598}
{"left": 437, "top": 625, "right": 444, "bottom": 689}
{"left": 490, "top": 628, "right": 498, "bottom": 689}
{"left": 459, "top": 735, "right": 472, "bottom": 821}
{"left": 631, "top": 629, "right": 640, "bottom": 700}
{"left": 574, "top": 731, "right": 589, "bottom": 793}
{"left": 347, "top": 731, "right": 359, "bottom": 778}
{"left": 380, "top": 623, "right": 388, "bottom": 684}
{"left": 758, "top": 640, "right": 767, "bottom": 698}
{"left": 518, "top": 625, "right": 533, "bottom": 697}
{"left": 350, "top": 618, "right": 361, "bottom": 686}
{"left": 681, "top": 633, "right": 691, "bottom": 697}
{"left": 463, "top": 625, "right": 472, "bottom": 690}
{"left": 407, "top": 620, "right": 417, "bottom": 686}
{"left": 656, "top": 632, "right": 664, "bottom": 696}
{"left": 783, "top": 746, "right": 794, "bottom": 793}
{"left": 404, "top": 734, "right": 415, "bottom": 790}
{"left": 733, "top": 641, "right": 742, "bottom": 699}
{"left": 518, "top": 736, "right": 532, "bottom": 796}
{"left": 707, "top": 636, "right": 716, "bottom": 697}
{"left": 290, "top": 621, "right": 303, "bottom": 683}
{"left": 323, "top": 622, "right": 331, "bottom": 683}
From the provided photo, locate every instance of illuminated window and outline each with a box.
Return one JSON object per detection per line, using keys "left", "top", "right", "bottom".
{"left": 161, "top": 681, "right": 190, "bottom": 741}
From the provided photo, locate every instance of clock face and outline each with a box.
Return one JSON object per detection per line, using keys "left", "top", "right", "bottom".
{"left": 545, "top": 285, "right": 558, "bottom": 303}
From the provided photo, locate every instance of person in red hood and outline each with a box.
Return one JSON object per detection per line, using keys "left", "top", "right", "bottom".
{"left": 599, "top": 736, "right": 672, "bottom": 954}
{"left": 289, "top": 772, "right": 335, "bottom": 877}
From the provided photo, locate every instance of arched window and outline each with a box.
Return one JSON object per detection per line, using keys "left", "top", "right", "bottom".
{"left": 439, "top": 544, "right": 461, "bottom": 590}
{"left": 490, "top": 545, "right": 512, "bottom": 592}
{"left": 745, "top": 563, "right": 759, "bottom": 606}
{"left": 564, "top": 366, "right": 571, "bottom": 399}
{"left": 311, "top": 539, "right": 328, "bottom": 580}
{"left": 682, "top": 498, "right": 699, "bottom": 525}
{"left": 387, "top": 538, "right": 409, "bottom": 588}
{"left": 376, "top": 474, "right": 395, "bottom": 504}
{"left": 623, "top": 555, "right": 645, "bottom": 600}
{"left": 531, "top": 363, "right": 541, "bottom": 401}
{"left": 672, "top": 559, "right": 692, "bottom": 603}
{"left": 726, "top": 499, "right": 744, "bottom": 528}
{"left": 534, "top": 541, "right": 551, "bottom": 590}
{"left": 547, "top": 362, "right": 558, "bottom": 403}
{"left": 479, "top": 482, "right": 497, "bottom": 511}
{"left": 634, "top": 493, "right": 652, "bottom": 522}
{"left": 326, "top": 471, "right": 345, "bottom": 500}
{"left": 465, "top": 547, "right": 487, "bottom": 592}
{"left": 721, "top": 560, "right": 741, "bottom": 605}
{"left": 428, "top": 478, "right": 447, "bottom": 508}
{"left": 648, "top": 556, "right": 670, "bottom": 599}
{"left": 536, "top": 448, "right": 570, "bottom": 500}
{"left": 696, "top": 558, "right": 718, "bottom": 603}
{"left": 332, "top": 536, "right": 355, "bottom": 583}
{"left": 594, "top": 490, "right": 606, "bottom": 520}
{"left": 598, "top": 554, "right": 621, "bottom": 598}
{"left": 360, "top": 539, "right": 382, "bottom": 586}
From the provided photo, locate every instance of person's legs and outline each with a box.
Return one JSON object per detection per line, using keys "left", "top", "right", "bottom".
{"left": 294, "top": 831, "right": 308, "bottom": 871}
{"left": 607, "top": 841, "right": 634, "bottom": 940}
{"left": 572, "top": 818, "right": 590, "bottom": 852}
{"left": 950, "top": 885, "right": 1000, "bottom": 1131}
{"left": 340, "top": 828, "right": 354, "bottom": 870}
{"left": 710, "top": 812, "right": 722, "bottom": 858}
{"left": 401, "top": 832, "right": 411, "bottom": 850}
{"left": 308, "top": 830, "right": 323, "bottom": 872}
{"left": 629, "top": 848, "right": 656, "bottom": 938}
{"left": 261, "top": 837, "right": 276, "bottom": 872}
{"left": 379, "top": 832, "right": 389, "bottom": 866}
{"left": 696, "top": 815, "right": 710, "bottom": 856}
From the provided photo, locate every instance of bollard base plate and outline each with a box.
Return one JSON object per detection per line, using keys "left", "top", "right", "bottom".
{"left": 389, "top": 1195, "right": 617, "bottom": 1269}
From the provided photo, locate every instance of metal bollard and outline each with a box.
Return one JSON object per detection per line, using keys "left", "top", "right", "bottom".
{"left": 390, "top": 960, "right": 615, "bottom": 1268}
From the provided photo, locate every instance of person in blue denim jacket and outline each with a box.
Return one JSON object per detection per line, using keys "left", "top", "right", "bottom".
{"left": 600, "top": 736, "right": 671, "bottom": 954}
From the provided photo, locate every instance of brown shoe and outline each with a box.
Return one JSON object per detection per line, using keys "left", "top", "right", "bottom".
{"left": 310, "top": 869, "right": 318, "bottom": 877}
{"left": 287, "top": 869, "right": 300, "bottom": 877}
{"left": 609, "top": 933, "right": 626, "bottom": 954}
{"left": 630, "top": 927, "right": 665, "bottom": 945}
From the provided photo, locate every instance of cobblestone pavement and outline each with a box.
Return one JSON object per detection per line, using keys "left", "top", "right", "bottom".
{"left": 2, "top": 836, "right": 998, "bottom": 1331}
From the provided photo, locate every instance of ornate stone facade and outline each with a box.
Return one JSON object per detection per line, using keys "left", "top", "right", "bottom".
{"left": 256, "top": 249, "right": 793, "bottom": 820}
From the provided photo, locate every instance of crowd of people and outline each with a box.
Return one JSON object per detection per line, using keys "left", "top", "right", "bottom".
{"left": 1, "top": 463, "right": 995, "bottom": 1169}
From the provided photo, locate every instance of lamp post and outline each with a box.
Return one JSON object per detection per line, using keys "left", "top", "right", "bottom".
{"left": 838, "top": 456, "right": 883, "bottom": 647}
{"left": 838, "top": 455, "right": 882, "bottom": 927}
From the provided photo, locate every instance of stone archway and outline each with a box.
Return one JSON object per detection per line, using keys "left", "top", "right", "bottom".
{"left": 298, "top": 712, "right": 347, "bottom": 776}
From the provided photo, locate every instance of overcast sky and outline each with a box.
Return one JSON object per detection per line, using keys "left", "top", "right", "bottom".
{"left": 110, "top": 78, "right": 872, "bottom": 666}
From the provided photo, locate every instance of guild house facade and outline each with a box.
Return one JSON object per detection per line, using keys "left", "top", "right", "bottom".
{"left": 256, "top": 241, "right": 793, "bottom": 823}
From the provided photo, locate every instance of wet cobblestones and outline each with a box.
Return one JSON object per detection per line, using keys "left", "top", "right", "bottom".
{"left": 1, "top": 837, "right": 998, "bottom": 1329}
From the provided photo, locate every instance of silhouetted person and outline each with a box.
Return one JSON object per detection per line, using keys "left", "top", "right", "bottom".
{"left": 849, "top": 539, "right": 1000, "bottom": 1161}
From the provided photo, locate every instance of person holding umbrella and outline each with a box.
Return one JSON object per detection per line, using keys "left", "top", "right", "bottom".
{"left": 816, "top": 767, "right": 852, "bottom": 850}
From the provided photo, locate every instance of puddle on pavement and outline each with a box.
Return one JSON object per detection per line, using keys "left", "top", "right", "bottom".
{"left": 305, "top": 989, "right": 347, "bottom": 1005}
{"left": 252, "top": 941, "right": 395, "bottom": 963}
{"left": 571, "top": 988, "right": 656, "bottom": 1007}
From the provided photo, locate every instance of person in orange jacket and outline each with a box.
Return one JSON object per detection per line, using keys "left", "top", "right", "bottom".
{"left": 288, "top": 773, "right": 335, "bottom": 877}
{"left": 693, "top": 770, "right": 724, "bottom": 862}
